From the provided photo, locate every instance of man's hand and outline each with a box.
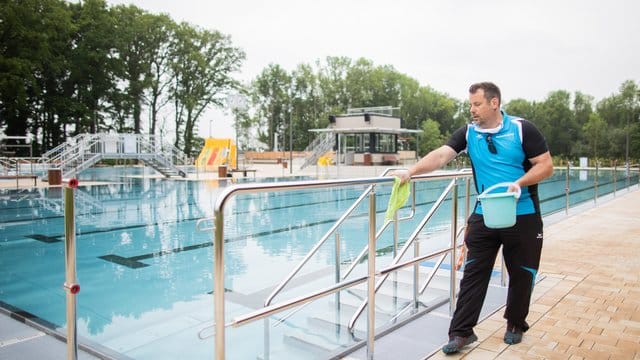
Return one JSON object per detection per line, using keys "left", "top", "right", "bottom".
{"left": 389, "top": 169, "right": 411, "bottom": 184}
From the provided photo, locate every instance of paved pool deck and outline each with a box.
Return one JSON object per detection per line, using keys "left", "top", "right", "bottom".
{"left": 427, "top": 187, "right": 640, "bottom": 360}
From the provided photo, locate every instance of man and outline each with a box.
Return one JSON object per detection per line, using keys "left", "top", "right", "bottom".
{"left": 394, "top": 82, "right": 553, "bottom": 354}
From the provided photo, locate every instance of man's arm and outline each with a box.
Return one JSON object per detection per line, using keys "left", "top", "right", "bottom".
{"left": 395, "top": 145, "right": 458, "bottom": 183}
{"left": 514, "top": 151, "right": 554, "bottom": 188}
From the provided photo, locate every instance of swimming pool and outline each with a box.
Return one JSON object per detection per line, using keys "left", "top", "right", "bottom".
{"left": 0, "top": 167, "right": 635, "bottom": 359}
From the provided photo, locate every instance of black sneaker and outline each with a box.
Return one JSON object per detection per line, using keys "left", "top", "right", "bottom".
{"left": 504, "top": 324, "right": 523, "bottom": 345}
{"left": 442, "top": 333, "right": 478, "bottom": 354}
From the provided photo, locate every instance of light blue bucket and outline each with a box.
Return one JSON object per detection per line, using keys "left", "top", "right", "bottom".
{"left": 477, "top": 182, "right": 521, "bottom": 229}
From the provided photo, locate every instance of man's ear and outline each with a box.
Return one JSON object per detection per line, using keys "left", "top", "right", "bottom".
{"left": 491, "top": 97, "right": 499, "bottom": 110}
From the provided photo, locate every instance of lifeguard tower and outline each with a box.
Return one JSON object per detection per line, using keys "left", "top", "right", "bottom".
{"left": 303, "top": 106, "right": 421, "bottom": 171}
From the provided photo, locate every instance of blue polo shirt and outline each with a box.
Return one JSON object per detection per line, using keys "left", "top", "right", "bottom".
{"left": 446, "top": 111, "right": 549, "bottom": 215}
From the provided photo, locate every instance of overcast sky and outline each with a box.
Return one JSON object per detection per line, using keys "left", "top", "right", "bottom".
{"left": 106, "top": 0, "right": 640, "bottom": 139}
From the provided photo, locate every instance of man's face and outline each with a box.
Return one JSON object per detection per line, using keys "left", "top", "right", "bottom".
{"left": 469, "top": 89, "right": 499, "bottom": 126}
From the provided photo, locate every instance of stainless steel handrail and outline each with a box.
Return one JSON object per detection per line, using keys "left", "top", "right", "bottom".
{"left": 263, "top": 171, "right": 387, "bottom": 308}
{"left": 264, "top": 167, "right": 421, "bottom": 308}
{"left": 214, "top": 176, "right": 394, "bottom": 359}
{"left": 340, "top": 181, "right": 417, "bottom": 280}
{"left": 347, "top": 177, "right": 466, "bottom": 331}
{"left": 212, "top": 170, "right": 473, "bottom": 359}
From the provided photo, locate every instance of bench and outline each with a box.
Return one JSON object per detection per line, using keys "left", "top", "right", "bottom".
{"left": 0, "top": 174, "right": 38, "bottom": 187}
{"left": 229, "top": 168, "right": 257, "bottom": 178}
{"left": 243, "top": 151, "right": 306, "bottom": 164}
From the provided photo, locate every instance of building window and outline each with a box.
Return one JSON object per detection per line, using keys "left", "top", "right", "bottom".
{"left": 342, "top": 133, "right": 396, "bottom": 153}
{"left": 372, "top": 133, "right": 396, "bottom": 153}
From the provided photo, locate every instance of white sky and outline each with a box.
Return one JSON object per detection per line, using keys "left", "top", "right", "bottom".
{"left": 105, "top": 0, "right": 640, "bottom": 140}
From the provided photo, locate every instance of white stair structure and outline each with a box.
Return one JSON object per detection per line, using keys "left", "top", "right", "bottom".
{"left": 41, "top": 133, "right": 189, "bottom": 179}
{"left": 299, "top": 132, "right": 335, "bottom": 170}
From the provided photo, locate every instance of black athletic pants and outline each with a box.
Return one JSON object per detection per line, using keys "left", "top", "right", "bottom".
{"left": 448, "top": 213, "right": 543, "bottom": 338}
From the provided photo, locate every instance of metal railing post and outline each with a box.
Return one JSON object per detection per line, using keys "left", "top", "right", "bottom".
{"left": 413, "top": 223, "right": 419, "bottom": 309}
{"left": 335, "top": 232, "right": 341, "bottom": 311}
{"left": 565, "top": 162, "right": 570, "bottom": 214}
{"left": 594, "top": 161, "right": 599, "bottom": 203}
{"left": 366, "top": 190, "right": 376, "bottom": 360}
{"left": 626, "top": 161, "right": 630, "bottom": 190}
{"left": 449, "top": 181, "right": 458, "bottom": 315}
{"left": 393, "top": 214, "right": 399, "bottom": 257}
{"left": 63, "top": 179, "right": 80, "bottom": 360}
{"left": 214, "top": 210, "right": 225, "bottom": 359}
{"left": 613, "top": 161, "right": 617, "bottom": 196}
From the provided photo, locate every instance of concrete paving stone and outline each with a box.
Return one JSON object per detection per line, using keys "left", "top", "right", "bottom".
{"left": 615, "top": 338, "right": 640, "bottom": 353}
{"left": 526, "top": 344, "right": 570, "bottom": 360}
{"left": 566, "top": 345, "right": 611, "bottom": 359}
{"left": 524, "top": 328, "right": 546, "bottom": 340}
{"left": 577, "top": 338, "right": 595, "bottom": 350}
{"left": 496, "top": 347, "right": 535, "bottom": 359}
{"left": 592, "top": 342, "right": 630, "bottom": 356}
{"left": 567, "top": 355, "right": 585, "bottom": 360}
{"left": 578, "top": 332, "right": 618, "bottom": 346}
{"left": 588, "top": 326, "right": 604, "bottom": 335}
{"left": 620, "top": 319, "right": 640, "bottom": 329}
{"left": 461, "top": 347, "right": 499, "bottom": 360}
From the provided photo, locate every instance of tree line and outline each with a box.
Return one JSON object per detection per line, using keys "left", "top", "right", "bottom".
{"left": 1, "top": 0, "right": 244, "bottom": 156}
{"left": 248, "top": 61, "right": 639, "bottom": 165}
{"left": 1, "top": 0, "right": 639, "bottom": 164}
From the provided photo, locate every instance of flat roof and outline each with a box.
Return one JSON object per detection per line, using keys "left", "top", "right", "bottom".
{"left": 309, "top": 127, "right": 422, "bottom": 134}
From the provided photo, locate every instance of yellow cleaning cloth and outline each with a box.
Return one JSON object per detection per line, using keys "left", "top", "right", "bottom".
{"left": 385, "top": 177, "right": 411, "bottom": 222}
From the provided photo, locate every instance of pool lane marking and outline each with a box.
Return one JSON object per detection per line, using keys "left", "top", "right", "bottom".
{"left": 98, "top": 218, "right": 340, "bottom": 269}
{"left": 23, "top": 234, "right": 62, "bottom": 243}
{"left": 18, "top": 184, "right": 433, "bottom": 246}
{"left": 96, "top": 192, "right": 452, "bottom": 269}
{"left": 40, "top": 193, "right": 470, "bottom": 268}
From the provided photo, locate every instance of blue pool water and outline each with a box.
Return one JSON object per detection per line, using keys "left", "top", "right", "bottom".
{"left": 0, "top": 167, "right": 635, "bottom": 359}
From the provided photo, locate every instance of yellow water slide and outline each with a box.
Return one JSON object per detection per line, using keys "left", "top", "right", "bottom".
{"left": 196, "top": 138, "right": 237, "bottom": 171}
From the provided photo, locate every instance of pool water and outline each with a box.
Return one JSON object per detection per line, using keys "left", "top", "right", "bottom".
{"left": 0, "top": 167, "right": 634, "bottom": 359}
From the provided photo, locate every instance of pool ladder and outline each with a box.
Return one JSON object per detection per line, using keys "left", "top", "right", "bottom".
{"left": 211, "top": 168, "right": 475, "bottom": 359}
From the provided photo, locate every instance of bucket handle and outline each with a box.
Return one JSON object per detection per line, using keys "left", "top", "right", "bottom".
{"left": 480, "top": 182, "right": 521, "bottom": 199}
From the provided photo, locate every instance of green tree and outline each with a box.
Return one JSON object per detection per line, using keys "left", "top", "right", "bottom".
{"left": 344, "top": 57, "right": 375, "bottom": 108}
{"left": 582, "top": 112, "right": 607, "bottom": 160}
{"left": 290, "top": 64, "right": 322, "bottom": 150}
{"left": 0, "top": 0, "right": 73, "bottom": 152}
{"left": 316, "top": 56, "right": 351, "bottom": 114}
{"left": 111, "top": 4, "right": 156, "bottom": 133}
{"left": 418, "top": 119, "right": 445, "bottom": 156}
{"left": 170, "top": 23, "right": 245, "bottom": 155}
{"left": 144, "top": 14, "right": 175, "bottom": 136}
{"left": 618, "top": 80, "right": 640, "bottom": 164}
{"left": 536, "top": 91, "right": 576, "bottom": 157}
{"left": 504, "top": 99, "right": 537, "bottom": 122}
{"left": 394, "top": 74, "right": 422, "bottom": 130}
{"left": 251, "top": 64, "right": 291, "bottom": 150}
{"left": 68, "top": 0, "right": 117, "bottom": 135}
